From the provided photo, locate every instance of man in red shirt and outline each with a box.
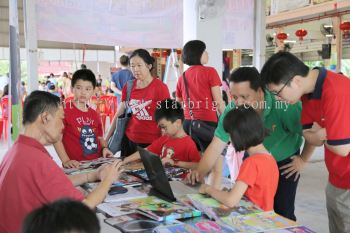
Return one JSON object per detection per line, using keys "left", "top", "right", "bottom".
{"left": 261, "top": 51, "right": 350, "bottom": 233}
{"left": 0, "top": 91, "right": 123, "bottom": 233}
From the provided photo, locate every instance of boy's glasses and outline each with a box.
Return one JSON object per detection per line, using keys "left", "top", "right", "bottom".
{"left": 270, "top": 77, "right": 294, "bottom": 97}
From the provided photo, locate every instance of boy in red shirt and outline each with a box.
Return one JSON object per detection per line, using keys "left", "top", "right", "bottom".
{"left": 54, "top": 69, "right": 113, "bottom": 168}
{"left": 199, "top": 106, "right": 279, "bottom": 211}
{"left": 123, "top": 99, "right": 201, "bottom": 170}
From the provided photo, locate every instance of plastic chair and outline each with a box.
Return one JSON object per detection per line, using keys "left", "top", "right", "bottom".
{"left": 1, "top": 96, "right": 9, "bottom": 140}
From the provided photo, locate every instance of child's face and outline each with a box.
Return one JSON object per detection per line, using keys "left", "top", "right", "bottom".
{"left": 72, "top": 79, "right": 95, "bottom": 103}
{"left": 157, "top": 118, "right": 180, "bottom": 137}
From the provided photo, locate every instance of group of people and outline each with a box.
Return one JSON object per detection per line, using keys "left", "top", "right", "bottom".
{"left": 0, "top": 39, "right": 349, "bottom": 233}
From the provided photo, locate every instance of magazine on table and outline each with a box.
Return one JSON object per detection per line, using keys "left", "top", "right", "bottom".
{"left": 135, "top": 196, "right": 202, "bottom": 221}
{"left": 154, "top": 220, "right": 233, "bottom": 233}
{"left": 186, "top": 194, "right": 262, "bottom": 220}
{"left": 220, "top": 211, "right": 299, "bottom": 233}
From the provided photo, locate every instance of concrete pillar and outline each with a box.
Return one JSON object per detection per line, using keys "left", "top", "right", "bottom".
{"left": 23, "top": 0, "right": 39, "bottom": 93}
{"left": 183, "top": 0, "right": 223, "bottom": 77}
{"left": 253, "top": 0, "right": 266, "bottom": 71}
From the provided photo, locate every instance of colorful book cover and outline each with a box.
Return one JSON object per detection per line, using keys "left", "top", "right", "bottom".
{"left": 187, "top": 194, "right": 262, "bottom": 220}
{"left": 154, "top": 220, "right": 233, "bottom": 233}
{"left": 114, "top": 173, "right": 143, "bottom": 187}
{"left": 135, "top": 196, "right": 202, "bottom": 221}
{"left": 260, "top": 226, "right": 316, "bottom": 233}
{"left": 97, "top": 200, "right": 140, "bottom": 217}
{"left": 220, "top": 211, "right": 299, "bottom": 233}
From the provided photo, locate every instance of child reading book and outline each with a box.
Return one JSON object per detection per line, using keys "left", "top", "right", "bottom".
{"left": 54, "top": 69, "right": 113, "bottom": 168}
{"left": 199, "top": 106, "right": 279, "bottom": 211}
{"left": 123, "top": 99, "right": 201, "bottom": 170}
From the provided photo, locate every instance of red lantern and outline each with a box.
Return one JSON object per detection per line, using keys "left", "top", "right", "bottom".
{"left": 276, "top": 32, "right": 288, "bottom": 42}
{"left": 340, "top": 22, "right": 350, "bottom": 32}
{"left": 151, "top": 52, "right": 160, "bottom": 58}
{"left": 295, "top": 29, "right": 307, "bottom": 40}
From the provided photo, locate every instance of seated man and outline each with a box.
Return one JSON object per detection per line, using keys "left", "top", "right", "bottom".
{"left": 22, "top": 198, "right": 100, "bottom": 233}
{"left": 0, "top": 91, "right": 123, "bottom": 233}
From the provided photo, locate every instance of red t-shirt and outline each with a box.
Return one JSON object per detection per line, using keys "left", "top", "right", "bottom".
{"left": 0, "top": 135, "right": 84, "bottom": 233}
{"left": 62, "top": 103, "right": 103, "bottom": 161}
{"left": 301, "top": 68, "right": 350, "bottom": 189}
{"left": 176, "top": 65, "right": 222, "bottom": 122}
{"left": 147, "top": 135, "right": 201, "bottom": 162}
{"left": 236, "top": 154, "right": 279, "bottom": 211}
{"left": 122, "top": 78, "right": 170, "bottom": 143}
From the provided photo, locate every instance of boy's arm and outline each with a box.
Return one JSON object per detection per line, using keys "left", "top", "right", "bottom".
{"left": 173, "top": 161, "right": 198, "bottom": 170}
{"left": 200, "top": 181, "right": 248, "bottom": 208}
{"left": 53, "top": 140, "right": 80, "bottom": 168}
{"left": 122, "top": 151, "right": 141, "bottom": 164}
{"left": 99, "top": 137, "right": 113, "bottom": 157}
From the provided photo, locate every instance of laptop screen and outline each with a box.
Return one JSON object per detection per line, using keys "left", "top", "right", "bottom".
{"left": 137, "top": 146, "right": 176, "bottom": 202}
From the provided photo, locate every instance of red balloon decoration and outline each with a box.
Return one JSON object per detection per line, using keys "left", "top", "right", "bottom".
{"left": 276, "top": 32, "right": 288, "bottom": 42}
{"left": 295, "top": 29, "right": 307, "bottom": 40}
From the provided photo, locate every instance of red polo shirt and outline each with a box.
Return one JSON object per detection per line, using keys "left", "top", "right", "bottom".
{"left": 0, "top": 135, "right": 84, "bottom": 233}
{"left": 301, "top": 68, "right": 350, "bottom": 189}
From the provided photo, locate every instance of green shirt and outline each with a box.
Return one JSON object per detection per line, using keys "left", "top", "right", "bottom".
{"left": 215, "top": 91, "right": 303, "bottom": 162}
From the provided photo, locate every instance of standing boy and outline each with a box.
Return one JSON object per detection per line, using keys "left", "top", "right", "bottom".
{"left": 54, "top": 69, "right": 113, "bottom": 168}
{"left": 261, "top": 51, "right": 350, "bottom": 233}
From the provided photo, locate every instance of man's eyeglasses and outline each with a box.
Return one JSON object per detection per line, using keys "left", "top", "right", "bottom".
{"left": 270, "top": 77, "right": 294, "bottom": 96}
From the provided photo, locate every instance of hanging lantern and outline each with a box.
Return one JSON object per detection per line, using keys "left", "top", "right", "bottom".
{"left": 276, "top": 32, "right": 288, "bottom": 42}
{"left": 295, "top": 29, "right": 307, "bottom": 40}
{"left": 151, "top": 51, "right": 160, "bottom": 58}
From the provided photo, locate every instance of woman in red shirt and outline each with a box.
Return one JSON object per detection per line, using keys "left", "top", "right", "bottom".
{"left": 106, "top": 49, "right": 170, "bottom": 157}
{"left": 176, "top": 40, "right": 225, "bottom": 151}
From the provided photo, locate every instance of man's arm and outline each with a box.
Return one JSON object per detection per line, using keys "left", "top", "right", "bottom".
{"left": 325, "top": 143, "right": 350, "bottom": 157}
{"left": 186, "top": 137, "right": 227, "bottom": 185}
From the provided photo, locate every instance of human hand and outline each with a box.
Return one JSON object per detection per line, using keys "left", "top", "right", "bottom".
{"left": 185, "top": 169, "right": 203, "bottom": 185}
{"left": 102, "top": 147, "right": 113, "bottom": 158}
{"left": 161, "top": 157, "right": 174, "bottom": 166}
{"left": 63, "top": 160, "right": 80, "bottom": 168}
{"left": 280, "top": 156, "right": 306, "bottom": 181}
{"left": 199, "top": 184, "right": 210, "bottom": 195}
{"left": 98, "top": 160, "right": 123, "bottom": 183}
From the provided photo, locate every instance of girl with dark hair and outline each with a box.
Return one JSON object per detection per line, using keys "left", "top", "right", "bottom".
{"left": 176, "top": 40, "right": 225, "bottom": 151}
{"left": 199, "top": 106, "right": 279, "bottom": 211}
{"left": 106, "top": 49, "right": 170, "bottom": 157}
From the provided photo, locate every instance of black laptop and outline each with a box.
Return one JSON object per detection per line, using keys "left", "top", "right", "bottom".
{"left": 137, "top": 146, "right": 176, "bottom": 202}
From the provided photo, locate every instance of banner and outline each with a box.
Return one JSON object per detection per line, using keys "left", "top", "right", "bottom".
{"left": 36, "top": 0, "right": 183, "bottom": 48}
{"left": 36, "top": 0, "right": 254, "bottom": 49}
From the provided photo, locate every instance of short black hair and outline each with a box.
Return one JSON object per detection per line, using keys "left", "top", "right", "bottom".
{"left": 223, "top": 106, "right": 268, "bottom": 152}
{"left": 228, "top": 67, "right": 262, "bottom": 91}
{"left": 23, "top": 91, "right": 61, "bottom": 125}
{"left": 182, "top": 40, "right": 206, "bottom": 65}
{"left": 261, "top": 51, "right": 309, "bottom": 86}
{"left": 155, "top": 99, "right": 184, "bottom": 123}
{"left": 71, "top": 69, "right": 97, "bottom": 88}
{"left": 21, "top": 198, "right": 100, "bottom": 233}
{"left": 120, "top": 55, "right": 130, "bottom": 66}
{"left": 80, "top": 64, "right": 87, "bottom": 69}
{"left": 130, "top": 49, "right": 155, "bottom": 71}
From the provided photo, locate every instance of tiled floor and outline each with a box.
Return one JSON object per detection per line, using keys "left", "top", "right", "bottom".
{"left": 0, "top": 142, "right": 329, "bottom": 232}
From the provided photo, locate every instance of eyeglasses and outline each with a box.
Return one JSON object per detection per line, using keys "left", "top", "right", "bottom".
{"left": 270, "top": 77, "right": 294, "bottom": 96}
